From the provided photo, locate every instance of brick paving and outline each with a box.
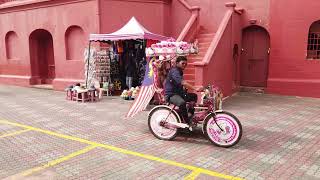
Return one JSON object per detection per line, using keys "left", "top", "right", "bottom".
{"left": 0, "top": 85, "right": 320, "bottom": 179}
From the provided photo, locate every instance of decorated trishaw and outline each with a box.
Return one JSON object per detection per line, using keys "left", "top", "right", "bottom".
{"left": 145, "top": 39, "right": 242, "bottom": 148}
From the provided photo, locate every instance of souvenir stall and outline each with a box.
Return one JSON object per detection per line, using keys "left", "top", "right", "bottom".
{"left": 86, "top": 17, "right": 170, "bottom": 97}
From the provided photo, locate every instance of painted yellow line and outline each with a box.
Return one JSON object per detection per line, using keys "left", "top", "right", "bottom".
{"left": 22, "top": 145, "right": 96, "bottom": 176}
{"left": 0, "top": 129, "right": 31, "bottom": 138}
{"left": 0, "top": 119, "right": 243, "bottom": 180}
{"left": 184, "top": 169, "right": 201, "bottom": 180}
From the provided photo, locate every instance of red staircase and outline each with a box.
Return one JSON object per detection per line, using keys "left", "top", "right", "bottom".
{"left": 184, "top": 29, "right": 215, "bottom": 86}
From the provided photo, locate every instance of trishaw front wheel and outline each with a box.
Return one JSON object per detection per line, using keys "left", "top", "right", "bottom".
{"left": 204, "top": 111, "right": 242, "bottom": 147}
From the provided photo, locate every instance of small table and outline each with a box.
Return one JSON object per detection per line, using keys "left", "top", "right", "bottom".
{"left": 75, "top": 89, "right": 89, "bottom": 103}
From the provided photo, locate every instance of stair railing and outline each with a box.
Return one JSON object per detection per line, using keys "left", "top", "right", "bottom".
{"left": 193, "top": 3, "right": 236, "bottom": 66}
{"left": 176, "top": 0, "right": 200, "bottom": 42}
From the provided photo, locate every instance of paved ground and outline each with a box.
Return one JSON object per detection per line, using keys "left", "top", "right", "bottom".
{"left": 0, "top": 85, "right": 320, "bottom": 180}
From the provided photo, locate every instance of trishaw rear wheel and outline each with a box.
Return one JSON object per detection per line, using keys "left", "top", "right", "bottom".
{"left": 148, "top": 106, "right": 179, "bottom": 140}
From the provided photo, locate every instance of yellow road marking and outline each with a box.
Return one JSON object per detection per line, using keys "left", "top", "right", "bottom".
{"left": 0, "top": 129, "right": 31, "bottom": 138}
{"left": 0, "top": 119, "right": 243, "bottom": 180}
{"left": 22, "top": 145, "right": 96, "bottom": 176}
{"left": 184, "top": 169, "right": 201, "bottom": 180}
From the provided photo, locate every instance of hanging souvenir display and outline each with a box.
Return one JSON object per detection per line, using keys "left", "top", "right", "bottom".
{"left": 84, "top": 46, "right": 113, "bottom": 89}
{"left": 84, "top": 47, "right": 97, "bottom": 87}
{"left": 95, "top": 50, "right": 111, "bottom": 84}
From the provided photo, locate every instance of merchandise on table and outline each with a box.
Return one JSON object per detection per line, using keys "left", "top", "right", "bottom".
{"left": 120, "top": 86, "right": 140, "bottom": 100}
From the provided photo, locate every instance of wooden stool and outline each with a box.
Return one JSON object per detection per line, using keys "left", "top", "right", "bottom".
{"left": 76, "top": 91, "right": 89, "bottom": 103}
{"left": 88, "top": 89, "right": 97, "bottom": 102}
{"left": 66, "top": 89, "right": 73, "bottom": 100}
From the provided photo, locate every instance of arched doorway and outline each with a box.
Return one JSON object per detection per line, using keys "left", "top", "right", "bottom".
{"left": 29, "top": 29, "right": 55, "bottom": 85}
{"left": 240, "top": 26, "right": 270, "bottom": 87}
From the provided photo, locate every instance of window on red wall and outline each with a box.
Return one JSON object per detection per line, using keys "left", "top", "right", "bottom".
{"left": 65, "top": 26, "right": 85, "bottom": 60}
{"left": 307, "top": 20, "right": 320, "bottom": 59}
{"left": 5, "top": 31, "right": 19, "bottom": 60}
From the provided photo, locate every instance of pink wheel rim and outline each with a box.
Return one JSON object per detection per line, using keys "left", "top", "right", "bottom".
{"left": 207, "top": 113, "right": 240, "bottom": 145}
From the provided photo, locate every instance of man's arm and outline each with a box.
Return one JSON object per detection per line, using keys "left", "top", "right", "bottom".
{"left": 169, "top": 69, "right": 182, "bottom": 85}
{"left": 169, "top": 68, "right": 203, "bottom": 92}
{"left": 182, "top": 80, "right": 203, "bottom": 92}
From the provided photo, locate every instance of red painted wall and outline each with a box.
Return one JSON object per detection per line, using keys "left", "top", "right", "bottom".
{"left": 170, "top": 0, "right": 192, "bottom": 39}
{"left": 185, "top": 0, "right": 271, "bottom": 97}
{"left": 201, "top": 13, "right": 242, "bottom": 96}
{"left": 0, "top": 0, "right": 179, "bottom": 90}
{"left": 186, "top": 0, "right": 270, "bottom": 31}
{"left": 0, "top": 0, "right": 99, "bottom": 89}
{"left": 267, "top": 0, "right": 320, "bottom": 97}
{"left": 1, "top": 0, "right": 319, "bottom": 98}
{"left": 99, "top": 0, "right": 171, "bottom": 36}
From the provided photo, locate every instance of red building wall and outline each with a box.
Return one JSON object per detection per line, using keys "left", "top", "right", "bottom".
{"left": 0, "top": 0, "right": 319, "bottom": 98}
{"left": 170, "top": 0, "right": 193, "bottom": 39}
{"left": 267, "top": 0, "right": 320, "bottom": 97}
{"left": 99, "top": 0, "right": 171, "bottom": 36}
{"left": 186, "top": 0, "right": 270, "bottom": 31}
{"left": 201, "top": 13, "right": 242, "bottom": 96}
{"left": 0, "top": 0, "right": 99, "bottom": 89}
{"left": 0, "top": 0, "right": 176, "bottom": 90}
{"left": 187, "top": 0, "right": 268, "bottom": 96}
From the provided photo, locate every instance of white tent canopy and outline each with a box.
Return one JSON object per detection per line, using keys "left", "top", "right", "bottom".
{"left": 89, "top": 17, "right": 170, "bottom": 41}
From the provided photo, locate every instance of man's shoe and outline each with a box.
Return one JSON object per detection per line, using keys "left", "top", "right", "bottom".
{"left": 180, "top": 127, "right": 192, "bottom": 134}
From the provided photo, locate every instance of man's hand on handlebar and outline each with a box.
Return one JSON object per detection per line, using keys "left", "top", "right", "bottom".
{"left": 196, "top": 86, "right": 205, "bottom": 92}
{"left": 182, "top": 80, "right": 205, "bottom": 92}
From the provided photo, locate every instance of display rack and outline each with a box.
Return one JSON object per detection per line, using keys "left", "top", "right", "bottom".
{"left": 84, "top": 48, "right": 112, "bottom": 88}
{"left": 95, "top": 50, "right": 111, "bottom": 84}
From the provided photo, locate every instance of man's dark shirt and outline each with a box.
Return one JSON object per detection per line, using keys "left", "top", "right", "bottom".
{"left": 165, "top": 67, "right": 184, "bottom": 97}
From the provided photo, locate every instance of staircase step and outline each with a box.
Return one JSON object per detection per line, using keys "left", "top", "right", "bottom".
{"left": 194, "top": 51, "right": 206, "bottom": 56}
{"left": 184, "top": 67, "right": 195, "bottom": 74}
{"left": 198, "top": 42, "right": 210, "bottom": 47}
{"left": 197, "top": 37, "right": 212, "bottom": 42}
{"left": 189, "top": 50, "right": 206, "bottom": 55}
{"left": 184, "top": 73, "right": 195, "bottom": 80}
{"left": 198, "top": 42, "right": 211, "bottom": 46}
{"left": 188, "top": 55, "right": 204, "bottom": 60}
{"left": 188, "top": 55, "right": 203, "bottom": 59}
{"left": 196, "top": 48, "right": 207, "bottom": 53}
{"left": 188, "top": 59, "right": 202, "bottom": 63}
{"left": 197, "top": 33, "right": 215, "bottom": 39}
{"left": 239, "top": 86, "right": 265, "bottom": 93}
{"left": 198, "top": 27, "right": 214, "bottom": 34}
{"left": 185, "top": 80, "right": 195, "bottom": 86}
{"left": 198, "top": 46, "right": 210, "bottom": 51}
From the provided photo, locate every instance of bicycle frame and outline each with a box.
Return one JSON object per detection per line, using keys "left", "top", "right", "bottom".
{"left": 159, "top": 84, "right": 222, "bottom": 128}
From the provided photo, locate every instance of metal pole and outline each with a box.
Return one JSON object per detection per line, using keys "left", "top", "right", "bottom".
{"left": 85, "top": 41, "right": 92, "bottom": 88}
